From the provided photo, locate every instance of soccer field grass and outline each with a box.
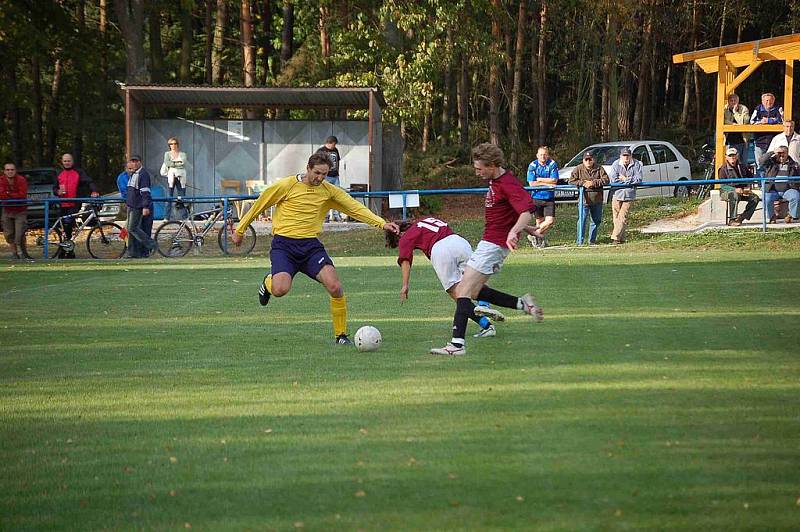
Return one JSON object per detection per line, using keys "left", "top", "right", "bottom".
{"left": 2, "top": 249, "right": 799, "bottom": 530}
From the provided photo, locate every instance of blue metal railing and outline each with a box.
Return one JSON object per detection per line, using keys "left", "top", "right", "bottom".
{"left": 3, "top": 175, "right": 799, "bottom": 258}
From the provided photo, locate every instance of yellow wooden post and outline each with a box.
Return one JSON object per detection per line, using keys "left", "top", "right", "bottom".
{"left": 715, "top": 55, "right": 727, "bottom": 180}
{"left": 785, "top": 59, "right": 794, "bottom": 120}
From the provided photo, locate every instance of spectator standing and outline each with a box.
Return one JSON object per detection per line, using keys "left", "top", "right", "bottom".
{"left": 160, "top": 137, "right": 188, "bottom": 220}
{"left": 568, "top": 151, "right": 609, "bottom": 245}
{"left": 724, "top": 93, "right": 750, "bottom": 164}
{"left": 56, "top": 153, "right": 98, "bottom": 258}
{"left": 750, "top": 93, "right": 784, "bottom": 168}
{"left": 316, "top": 135, "right": 343, "bottom": 222}
{"left": 0, "top": 163, "right": 28, "bottom": 259}
{"left": 608, "top": 147, "right": 643, "bottom": 244}
{"left": 761, "top": 146, "right": 800, "bottom": 223}
{"left": 765, "top": 120, "right": 800, "bottom": 164}
{"left": 525, "top": 146, "right": 559, "bottom": 248}
{"left": 117, "top": 161, "right": 152, "bottom": 258}
{"left": 717, "top": 147, "right": 760, "bottom": 226}
{"left": 126, "top": 155, "right": 157, "bottom": 257}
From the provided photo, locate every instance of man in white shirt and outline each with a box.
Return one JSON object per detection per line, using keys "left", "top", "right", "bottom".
{"left": 765, "top": 120, "right": 800, "bottom": 164}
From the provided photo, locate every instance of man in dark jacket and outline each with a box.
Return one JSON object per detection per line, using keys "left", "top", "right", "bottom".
{"left": 125, "top": 155, "right": 157, "bottom": 257}
{"left": 568, "top": 151, "right": 609, "bottom": 244}
{"left": 718, "top": 147, "right": 760, "bottom": 226}
{"left": 761, "top": 146, "right": 800, "bottom": 223}
{"left": 316, "top": 135, "right": 343, "bottom": 222}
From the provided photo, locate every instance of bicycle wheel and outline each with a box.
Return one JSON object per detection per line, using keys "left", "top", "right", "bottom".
{"left": 218, "top": 221, "right": 256, "bottom": 256}
{"left": 21, "top": 226, "right": 63, "bottom": 260}
{"left": 155, "top": 221, "right": 193, "bottom": 257}
{"left": 87, "top": 222, "right": 127, "bottom": 259}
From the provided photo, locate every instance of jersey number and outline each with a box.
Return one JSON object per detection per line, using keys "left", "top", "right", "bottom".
{"left": 416, "top": 217, "right": 448, "bottom": 232}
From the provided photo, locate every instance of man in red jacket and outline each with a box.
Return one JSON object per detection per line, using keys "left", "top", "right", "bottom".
{"left": 0, "top": 163, "right": 28, "bottom": 259}
{"left": 57, "top": 153, "right": 98, "bottom": 258}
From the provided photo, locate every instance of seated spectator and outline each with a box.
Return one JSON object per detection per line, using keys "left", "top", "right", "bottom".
{"left": 717, "top": 147, "right": 760, "bottom": 226}
{"left": 761, "top": 146, "right": 800, "bottom": 223}
{"left": 766, "top": 119, "right": 800, "bottom": 164}
{"left": 750, "top": 93, "right": 783, "bottom": 168}
{"left": 724, "top": 93, "right": 750, "bottom": 165}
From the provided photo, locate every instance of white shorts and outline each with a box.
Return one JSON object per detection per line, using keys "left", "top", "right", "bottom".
{"left": 430, "top": 234, "right": 473, "bottom": 291}
{"left": 466, "top": 240, "right": 510, "bottom": 276}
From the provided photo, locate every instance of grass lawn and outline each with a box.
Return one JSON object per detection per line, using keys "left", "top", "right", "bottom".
{"left": 1, "top": 244, "right": 799, "bottom": 530}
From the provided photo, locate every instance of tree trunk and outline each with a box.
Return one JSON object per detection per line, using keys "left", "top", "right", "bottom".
{"left": 441, "top": 27, "right": 453, "bottom": 145}
{"left": 458, "top": 49, "right": 470, "bottom": 149}
{"left": 8, "top": 65, "right": 23, "bottom": 165}
{"left": 719, "top": 1, "right": 727, "bottom": 46}
{"left": 211, "top": 0, "right": 227, "bottom": 84}
{"left": 204, "top": 0, "right": 214, "bottom": 84}
{"left": 31, "top": 57, "right": 43, "bottom": 165}
{"left": 633, "top": 3, "right": 651, "bottom": 138}
{"left": 489, "top": 0, "right": 502, "bottom": 145}
{"left": 242, "top": 0, "right": 256, "bottom": 86}
{"left": 180, "top": 0, "right": 193, "bottom": 83}
{"left": 319, "top": 3, "right": 330, "bottom": 67}
{"left": 618, "top": 72, "right": 632, "bottom": 138}
{"left": 113, "top": 0, "right": 149, "bottom": 83}
{"left": 99, "top": 0, "right": 110, "bottom": 177}
{"left": 422, "top": 96, "right": 431, "bottom": 153}
{"left": 148, "top": 3, "right": 164, "bottom": 82}
{"left": 536, "top": 0, "right": 548, "bottom": 145}
{"left": 509, "top": 0, "right": 526, "bottom": 157}
{"left": 259, "top": 0, "right": 273, "bottom": 85}
{"left": 680, "top": 0, "right": 698, "bottom": 127}
{"left": 241, "top": 0, "right": 258, "bottom": 118}
{"left": 281, "top": 1, "right": 294, "bottom": 70}
{"left": 73, "top": 0, "right": 86, "bottom": 165}
{"left": 45, "top": 57, "right": 63, "bottom": 164}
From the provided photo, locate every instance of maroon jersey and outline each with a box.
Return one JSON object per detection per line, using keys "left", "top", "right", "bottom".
{"left": 397, "top": 217, "right": 455, "bottom": 265}
{"left": 483, "top": 170, "right": 535, "bottom": 248}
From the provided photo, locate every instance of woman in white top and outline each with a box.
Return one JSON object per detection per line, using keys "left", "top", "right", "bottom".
{"left": 160, "top": 137, "right": 188, "bottom": 220}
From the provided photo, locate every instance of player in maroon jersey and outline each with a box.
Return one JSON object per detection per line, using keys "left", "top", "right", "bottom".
{"left": 386, "top": 216, "right": 504, "bottom": 338}
{"left": 431, "top": 143, "right": 544, "bottom": 356}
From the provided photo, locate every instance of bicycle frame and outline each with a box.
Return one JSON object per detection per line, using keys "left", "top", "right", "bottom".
{"left": 175, "top": 204, "right": 226, "bottom": 242}
{"left": 51, "top": 207, "right": 100, "bottom": 248}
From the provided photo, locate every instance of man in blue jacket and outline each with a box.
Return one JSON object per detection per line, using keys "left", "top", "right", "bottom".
{"left": 125, "top": 156, "right": 157, "bottom": 258}
{"left": 608, "top": 147, "right": 643, "bottom": 244}
{"left": 526, "top": 146, "right": 559, "bottom": 248}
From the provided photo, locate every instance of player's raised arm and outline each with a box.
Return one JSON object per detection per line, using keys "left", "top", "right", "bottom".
{"left": 329, "top": 187, "right": 389, "bottom": 229}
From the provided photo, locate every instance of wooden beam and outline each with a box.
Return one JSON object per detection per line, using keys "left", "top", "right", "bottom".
{"left": 715, "top": 55, "right": 727, "bottom": 181}
{"left": 721, "top": 124, "right": 784, "bottom": 133}
{"left": 727, "top": 60, "right": 763, "bottom": 94}
{"left": 673, "top": 33, "right": 800, "bottom": 64}
{"left": 786, "top": 60, "right": 795, "bottom": 120}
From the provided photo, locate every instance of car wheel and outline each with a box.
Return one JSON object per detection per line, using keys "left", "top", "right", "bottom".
{"left": 673, "top": 179, "right": 690, "bottom": 199}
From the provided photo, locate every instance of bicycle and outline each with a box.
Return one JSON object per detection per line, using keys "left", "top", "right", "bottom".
{"left": 694, "top": 143, "right": 715, "bottom": 201}
{"left": 154, "top": 201, "right": 257, "bottom": 257}
{"left": 22, "top": 202, "right": 127, "bottom": 260}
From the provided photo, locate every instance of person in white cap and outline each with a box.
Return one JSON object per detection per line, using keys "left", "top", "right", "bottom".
{"left": 717, "top": 147, "right": 759, "bottom": 226}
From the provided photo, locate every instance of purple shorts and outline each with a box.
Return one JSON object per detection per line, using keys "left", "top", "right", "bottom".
{"left": 270, "top": 235, "right": 334, "bottom": 280}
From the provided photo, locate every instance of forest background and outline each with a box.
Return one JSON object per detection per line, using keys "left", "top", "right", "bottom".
{"left": 1, "top": 0, "right": 799, "bottom": 191}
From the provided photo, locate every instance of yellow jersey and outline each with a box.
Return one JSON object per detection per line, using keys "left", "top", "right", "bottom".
{"left": 235, "top": 175, "right": 386, "bottom": 239}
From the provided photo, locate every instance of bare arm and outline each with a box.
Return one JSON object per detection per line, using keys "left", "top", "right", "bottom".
{"left": 399, "top": 260, "right": 411, "bottom": 302}
{"left": 507, "top": 211, "right": 533, "bottom": 250}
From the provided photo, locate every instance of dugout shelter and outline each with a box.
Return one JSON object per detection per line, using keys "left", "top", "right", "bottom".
{"left": 673, "top": 33, "right": 800, "bottom": 176}
{"left": 118, "top": 85, "right": 402, "bottom": 212}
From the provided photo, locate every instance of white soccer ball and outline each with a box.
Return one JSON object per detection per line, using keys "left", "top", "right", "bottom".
{"left": 354, "top": 325, "right": 382, "bottom": 352}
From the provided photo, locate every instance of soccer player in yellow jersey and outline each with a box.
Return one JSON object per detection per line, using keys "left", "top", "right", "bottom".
{"left": 231, "top": 152, "right": 399, "bottom": 345}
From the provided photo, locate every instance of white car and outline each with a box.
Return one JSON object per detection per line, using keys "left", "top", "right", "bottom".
{"left": 554, "top": 141, "right": 693, "bottom": 201}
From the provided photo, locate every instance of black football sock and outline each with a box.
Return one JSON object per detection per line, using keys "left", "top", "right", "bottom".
{"left": 476, "top": 286, "right": 520, "bottom": 309}
{"left": 451, "top": 298, "right": 472, "bottom": 347}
